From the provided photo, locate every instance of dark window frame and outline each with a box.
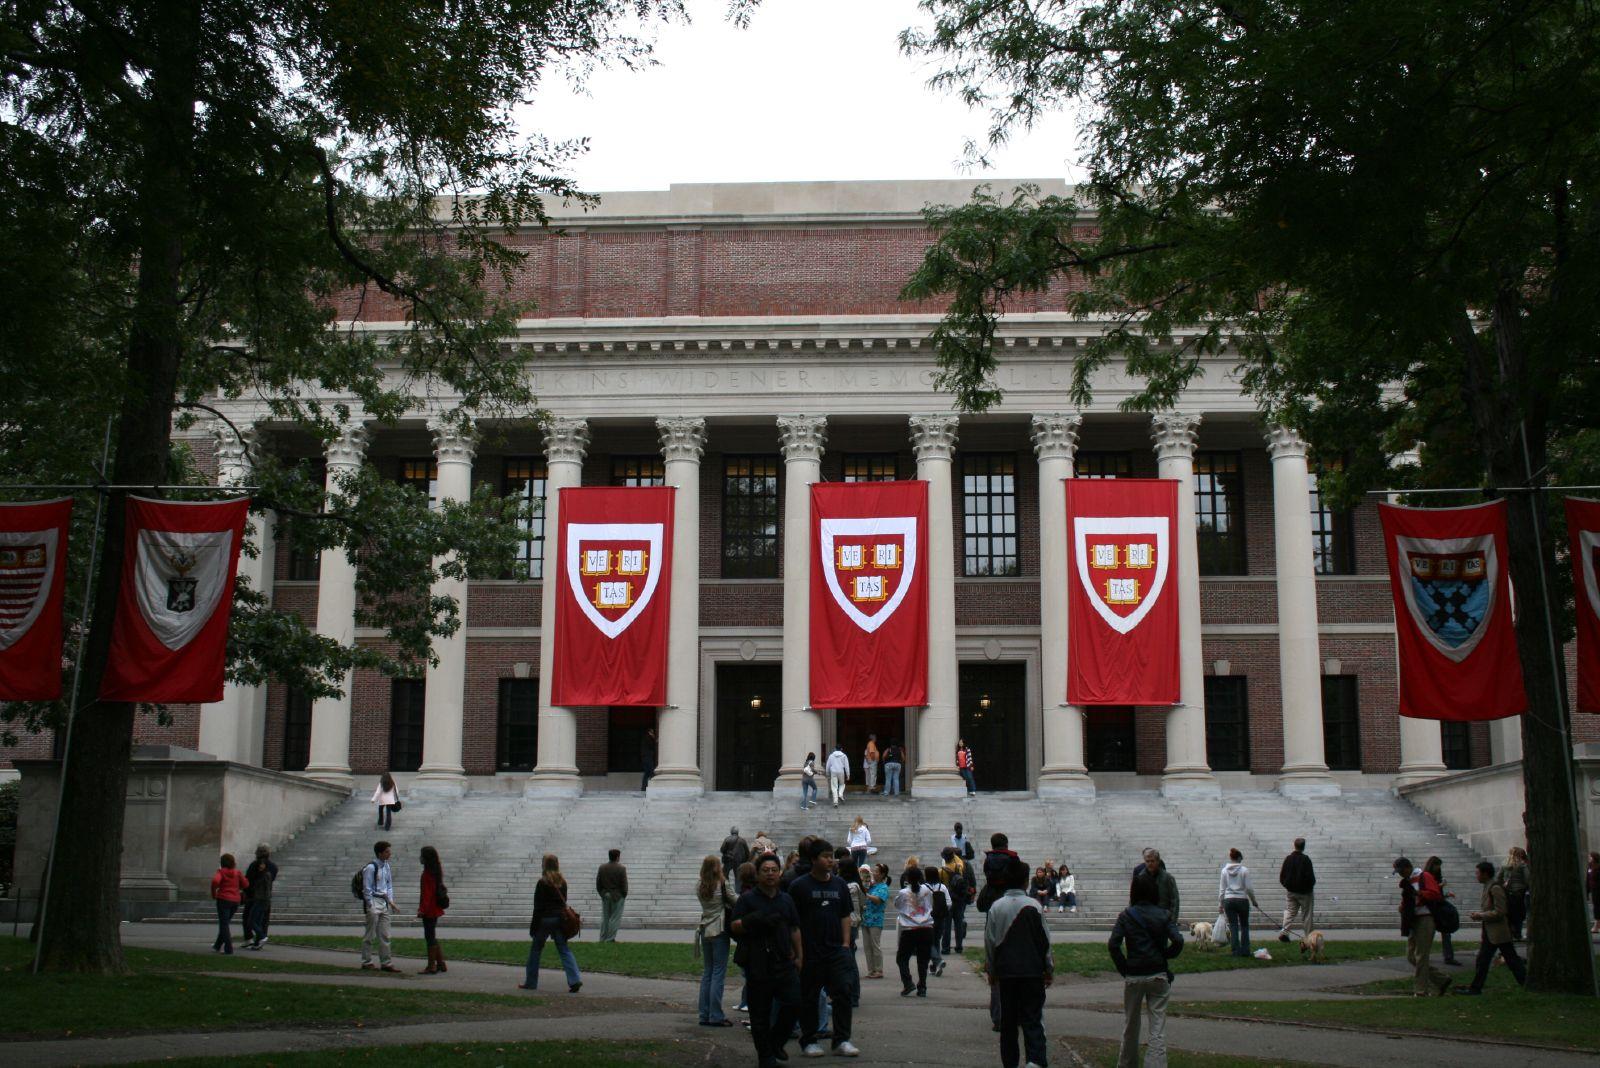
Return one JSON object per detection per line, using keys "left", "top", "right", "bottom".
{"left": 1441, "top": 721, "right": 1472, "bottom": 770}
{"left": 389, "top": 678, "right": 426, "bottom": 773}
{"left": 1074, "top": 451, "right": 1133, "bottom": 479}
{"left": 503, "top": 457, "right": 547, "bottom": 579}
{"left": 398, "top": 457, "right": 439, "bottom": 507}
{"left": 1320, "top": 675, "right": 1362, "bottom": 770}
{"left": 1309, "top": 466, "right": 1357, "bottom": 575}
{"left": 960, "top": 452, "right": 1020, "bottom": 577}
{"left": 1194, "top": 451, "right": 1247, "bottom": 575}
{"left": 496, "top": 678, "right": 539, "bottom": 772}
{"left": 610, "top": 455, "right": 666, "bottom": 487}
{"left": 842, "top": 453, "right": 899, "bottom": 482}
{"left": 1204, "top": 675, "right": 1251, "bottom": 771}
{"left": 722, "top": 454, "right": 781, "bottom": 579}
{"left": 282, "top": 688, "right": 313, "bottom": 771}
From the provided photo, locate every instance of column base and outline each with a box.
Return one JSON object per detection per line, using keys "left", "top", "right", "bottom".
{"left": 1160, "top": 769, "right": 1221, "bottom": 799}
{"left": 1036, "top": 768, "right": 1097, "bottom": 801}
{"left": 911, "top": 769, "right": 968, "bottom": 799}
{"left": 410, "top": 769, "right": 469, "bottom": 797}
{"left": 1277, "top": 769, "right": 1341, "bottom": 799}
{"left": 299, "top": 768, "right": 353, "bottom": 791}
{"left": 645, "top": 768, "right": 705, "bottom": 798}
{"left": 1391, "top": 764, "right": 1449, "bottom": 790}
{"left": 525, "top": 768, "right": 584, "bottom": 798}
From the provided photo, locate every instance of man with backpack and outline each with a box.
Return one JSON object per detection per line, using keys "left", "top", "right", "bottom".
{"left": 1394, "top": 855, "right": 1451, "bottom": 996}
{"left": 356, "top": 841, "right": 399, "bottom": 972}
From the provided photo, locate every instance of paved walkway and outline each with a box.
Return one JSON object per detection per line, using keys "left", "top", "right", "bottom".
{"left": 3, "top": 926, "right": 1588, "bottom": 1067}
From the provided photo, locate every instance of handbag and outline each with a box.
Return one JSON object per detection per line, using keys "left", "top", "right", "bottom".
{"left": 390, "top": 799, "right": 403, "bottom": 812}
{"left": 1428, "top": 898, "right": 1460, "bottom": 934}
{"left": 561, "top": 904, "right": 582, "bottom": 939}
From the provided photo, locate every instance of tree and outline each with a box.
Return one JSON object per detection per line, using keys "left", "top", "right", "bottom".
{"left": 901, "top": 0, "right": 1599, "bottom": 993}
{"left": 1, "top": 0, "right": 684, "bottom": 973}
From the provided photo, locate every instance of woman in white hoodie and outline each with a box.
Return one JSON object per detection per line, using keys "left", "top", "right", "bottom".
{"left": 1056, "top": 865, "right": 1078, "bottom": 914}
{"left": 847, "top": 816, "right": 873, "bottom": 870}
{"left": 1219, "top": 848, "right": 1263, "bottom": 957}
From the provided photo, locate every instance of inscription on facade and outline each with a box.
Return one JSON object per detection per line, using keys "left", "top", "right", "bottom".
{"left": 526, "top": 362, "right": 1074, "bottom": 398}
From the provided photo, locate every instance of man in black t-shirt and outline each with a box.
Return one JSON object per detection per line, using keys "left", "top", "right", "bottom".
{"left": 733, "top": 853, "right": 803, "bottom": 1068}
{"left": 787, "top": 838, "right": 859, "bottom": 1057}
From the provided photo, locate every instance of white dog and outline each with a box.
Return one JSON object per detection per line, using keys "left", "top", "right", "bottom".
{"left": 1190, "top": 921, "right": 1215, "bottom": 947}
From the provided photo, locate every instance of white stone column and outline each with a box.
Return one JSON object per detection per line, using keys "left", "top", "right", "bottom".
{"left": 1150, "top": 413, "right": 1220, "bottom": 798}
{"left": 1032, "top": 413, "right": 1094, "bottom": 799}
{"left": 650, "top": 416, "right": 708, "bottom": 796}
{"left": 1266, "top": 427, "right": 1340, "bottom": 798}
{"left": 1488, "top": 718, "right": 1523, "bottom": 765}
{"left": 775, "top": 415, "right": 826, "bottom": 790}
{"left": 413, "top": 417, "right": 477, "bottom": 796}
{"left": 910, "top": 414, "right": 967, "bottom": 798}
{"left": 304, "top": 423, "right": 370, "bottom": 787}
{"left": 527, "top": 418, "right": 590, "bottom": 797}
{"left": 198, "top": 421, "right": 275, "bottom": 766}
{"left": 1387, "top": 455, "right": 1448, "bottom": 787}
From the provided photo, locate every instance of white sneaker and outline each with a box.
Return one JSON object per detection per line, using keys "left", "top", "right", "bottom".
{"left": 833, "top": 1041, "right": 860, "bottom": 1057}
{"left": 802, "top": 1043, "right": 826, "bottom": 1058}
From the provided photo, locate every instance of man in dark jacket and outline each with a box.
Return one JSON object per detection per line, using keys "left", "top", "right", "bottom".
{"left": 721, "top": 826, "right": 751, "bottom": 878}
{"left": 1134, "top": 848, "right": 1181, "bottom": 923}
{"left": 1109, "top": 871, "right": 1184, "bottom": 1068}
{"left": 978, "top": 832, "right": 1021, "bottom": 912}
{"left": 1277, "top": 838, "right": 1317, "bottom": 942}
{"left": 596, "top": 848, "right": 629, "bottom": 943}
{"left": 985, "top": 858, "right": 1053, "bottom": 1068}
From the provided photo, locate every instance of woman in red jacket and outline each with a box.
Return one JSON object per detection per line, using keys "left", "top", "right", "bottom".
{"left": 210, "top": 854, "right": 249, "bottom": 955}
{"left": 419, "top": 845, "right": 447, "bottom": 974}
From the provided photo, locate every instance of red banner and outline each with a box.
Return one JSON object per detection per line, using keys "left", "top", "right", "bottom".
{"left": 1066, "top": 479, "right": 1180, "bottom": 705}
{"left": 1379, "top": 501, "right": 1525, "bottom": 721}
{"left": 0, "top": 499, "right": 73, "bottom": 700}
{"left": 101, "top": 496, "right": 249, "bottom": 704}
{"left": 810, "top": 481, "right": 928, "bottom": 708}
{"left": 551, "top": 486, "right": 674, "bottom": 707}
{"left": 1566, "top": 497, "right": 1600, "bottom": 714}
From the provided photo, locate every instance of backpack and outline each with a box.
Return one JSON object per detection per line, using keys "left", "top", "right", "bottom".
{"left": 1429, "top": 898, "right": 1460, "bottom": 934}
{"left": 948, "top": 871, "right": 969, "bottom": 904}
{"left": 351, "top": 860, "right": 378, "bottom": 905}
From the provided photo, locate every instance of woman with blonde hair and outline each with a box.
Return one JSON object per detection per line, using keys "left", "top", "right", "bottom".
{"left": 521, "top": 854, "right": 581, "bottom": 993}
{"left": 848, "top": 815, "right": 873, "bottom": 870}
{"left": 695, "top": 854, "right": 737, "bottom": 1026}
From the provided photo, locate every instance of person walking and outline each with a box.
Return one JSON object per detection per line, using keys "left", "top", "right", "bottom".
{"left": 371, "top": 772, "right": 399, "bottom": 831}
{"left": 986, "top": 856, "right": 1054, "bottom": 1068}
{"left": 863, "top": 734, "right": 880, "bottom": 794}
{"left": 732, "top": 852, "right": 804, "bottom": 1068}
{"left": 1218, "top": 849, "right": 1262, "bottom": 958}
{"left": 860, "top": 866, "right": 889, "bottom": 978}
{"left": 640, "top": 728, "right": 658, "bottom": 792}
{"left": 360, "top": 841, "right": 399, "bottom": 972}
{"left": 1496, "top": 846, "right": 1530, "bottom": 941}
{"left": 1057, "top": 865, "right": 1078, "bottom": 914}
{"left": 800, "top": 752, "right": 820, "bottom": 810}
{"left": 209, "top": 853, "right": 247, "bottom": 955}
{"left": 787, "top": 838, "right": 860, "bottom": 1057}
{"left": 942, "top": 847, "right": 972, "bottom": 952}
{"left": 721, "top": 826, "right": 752, "bottom": 879}
{"left": 753, "top": 830, "right": 777, "bottom": 857}
{"left": 882, "top": 739, "right": 905, "bottom": 797}
{"left": 951, "top": 822, "right": 976, "bottom": 864}
{"left": 1276, "top": 838, "right": 1316, "bottom": 943}
{"left": 1424, "top": 856, "right": 1460, "bottom": 965}
{"left": 825, "top": 744, "right": 851, "bottom": 807}
{"left": 926, "top": 864, "right": 952, "bottom": 977}
{"left": 418, "top": 844, "right": 448, "bottom": 974}
{"left": 1109, "top": 870, "right": 1185, "bottom": 1068}
{"left": 241, "top": 844, "right": 277, "bottom": 950}
{"left": 596, "top": 848, "right": 629, "bottom": 943}
{"left": 522, "top": 853, "right": 582, "bottom": 993}
{"left": 1393, "top": 855, "right": 1451, "bottom": 997}
{"left": 894, "top": 864, "right": 935, "bottom": 997}
{"left": 847, "top": 816, "right": 873, "bottom": 870}
{"left": 956, "top": 739, "right": 977, "bottom": 795}
{"left": 1459, "top": 860, "right": 1527, "bottom": 995}
{"left": 696, "top": 854, "right": 737, "bottom": 1027}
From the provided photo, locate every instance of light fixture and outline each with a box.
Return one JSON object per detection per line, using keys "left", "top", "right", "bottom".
{"left": 749, "top": 696, "right": 762, "bottom": 711}
{"left": 979, "top": 694, "right": 991, "bottom": 710}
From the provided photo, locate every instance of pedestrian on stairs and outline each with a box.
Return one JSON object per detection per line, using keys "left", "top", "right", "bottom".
{"left": 372, "top": 772, "right": 399, "bottom": 831}
{"left": 1276, "top": 838, "right": 1316, "bottom": 943}
{"left": 847, "top": 816, "right": 873, "bottom": 870}
{"left": 418, "top": 845, "right": 448, "bottom": 974}
{"left": 956, "top": 739, "right": 977, "bottom": 795}
{"left": 721, "top": 827, "right": 751, "bottom": 879}
{"left": 241, "top": 844, "right": 277, "bottom": 950}
{"left": 882, "top": 739, "right": 905, "bottom": 797}
{"left": 863, "top": 734, "right": 880, "bottom": 794}
{"left": 522, "top": 853, "right": 582, "bottom": 993}
{"left": 596, "top": 848, "right": 628, "bottom": 943}
{"left": 800, "top": 752, "right": 820, "bottom": 809}
{"left": 826, "top": 744, "right": 851, "bottom": 807}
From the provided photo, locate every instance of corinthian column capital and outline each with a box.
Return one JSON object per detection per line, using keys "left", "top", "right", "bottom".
{"left": 909, "top": 414, "right": 959, "bottom": 462}
{"left": 1030, "top": 413, "right": 1083, "bottom": 464}
{"left": 1150, "top": 412, "right": 1202, "bottom": 461}
{"left": 657, "top": 417, "right": 708, "bottom": 463}
{"left": 542, "top": 417, "right": 590, "bottom": 465}
{"left": 212, "top": 420, "right": 263, "bottom": 485}
{"left": 777, "top": 415, "right": 827, "bottom": 463}
{"left": 429, "top": 416, "right": 479, "bottom": 464}
{"left": 324, "top": 423, "right": 370, "bottom": 468}
{"left": 1264, "top": 425, "right": 1308, "bottom": 462}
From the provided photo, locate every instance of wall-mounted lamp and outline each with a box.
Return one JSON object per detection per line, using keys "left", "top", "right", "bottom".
{"left": 978, "top": 694, "right": 992, "bottom": 710}
{"left": 1212, "top": 659, "right": 1231, "bottom": 677}
{"left": 749, "top": 696, "right": 763, "bottom": 711}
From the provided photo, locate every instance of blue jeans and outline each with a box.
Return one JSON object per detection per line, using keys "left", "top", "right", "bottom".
{"left": 1224, "top": 898, "right": 1251, "bottom": 957}
{"left": 951, "top": 901, "right": 968, "bottom": 950}
{"left": 376, "top": 804, "right": 393, "bottom": 829}
{"left": 801, "top": 779, "right": 817, "bottom": 808}
{"left": 526, "top": 915, "right": 582, "bottom": 988}
{"left": 960, "top": 768, "right": 977, "bottom": 794}
{"left": 699, "top": 932, "right": 730, "bottom": 1023}
{"left": 214, "top": 900, "right": 237, "bottom": 952}
{"left": 884, "top": 762, "right": 902, "bottom": 795}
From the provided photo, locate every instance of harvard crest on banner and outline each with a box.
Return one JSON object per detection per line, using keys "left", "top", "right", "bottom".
{"left": 810, "top": 480, "right": 928, "bottom": 708}
{"left": 1378, "top": 501, "right": 1525, "bottom": 721}
{"left": 1565, "top": 497, "right": 1600, "bottom": 715}
{"left": 551, "top": 486, "right": 674, "bottom": 706}
{"left": 101, "top": 496, "right": 250, "bottom": 703}
{"left": 1065, "top": 479, "right": 1180, "bottom": 705}
{"left": 0, "top": 499, "right": 73, "bottom": 700}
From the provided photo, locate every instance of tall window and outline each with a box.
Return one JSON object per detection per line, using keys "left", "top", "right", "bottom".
{"left": 504, "top": 458, "right": 546, "bottom": 579}
{"left": 1441, "top": 721, "right": 1472, "bottom": 770}
{"left": 1204, "top": 675, "right": 1251, "bottom": 771}
{"left": 1309, "top": 468, "right": 1356, "bottom": 575}
{"left": 843, "top": 453, "right": 898, "bottom": 482}
{"left": 497, "top": 678, "right": 538, "bottom": 771}
{"left": 722, "top": 455, "right": 780, "bottom": 578}
{"left": 283, "top": 460, "right": 326, "bottom": 581}
{"left": 398, "top": 458, "right": 438, "bottom": 506}
{"left": 611, "top": 455, "right": 666, "bottom": 486}
{"left": 389, "top": 679, "right": 426, "bottom": 772}
{"left": 1074, "top": 451, "right": 1132, "bottom": 479}
{"left": 1320, "top": 676, "right": 1362, "bottom": 770}
{"left": 282, "top": 689, "right": 313, "bottom": 771}
{"left": 1194, "top": 451, "right": 1247, "bottom": 575}
{"left": 961, "top": 453, "right": 1019, "bottom": 576}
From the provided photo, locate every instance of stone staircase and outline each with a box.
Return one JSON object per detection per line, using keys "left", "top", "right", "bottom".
{"left": 159, "top": 788, "right": 1486, "bottom": 930}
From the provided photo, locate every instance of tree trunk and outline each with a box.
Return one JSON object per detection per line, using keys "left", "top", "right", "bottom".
{"left": 35, "top": 0, "right": 198, "bottom": 974}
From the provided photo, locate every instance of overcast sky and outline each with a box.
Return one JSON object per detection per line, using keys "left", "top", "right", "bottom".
{"left": 520, "top": 0, "right": 1086, "bottom": 192}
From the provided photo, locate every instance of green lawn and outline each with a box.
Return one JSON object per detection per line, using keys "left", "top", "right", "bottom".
{"left": 123, "top": 1042, "right": 689, "bottom": 1068}
{"left": 276, "top": 936, "right": 699, "bottom": 978}
{"left": 968, "top": 939, "right": 1410, "bottom": 978}
{"left": 0, "top": 935, "right": 346, "bottom": 976}
{"left": 0, "top": 936, "right": 540, "bottom": 1039}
